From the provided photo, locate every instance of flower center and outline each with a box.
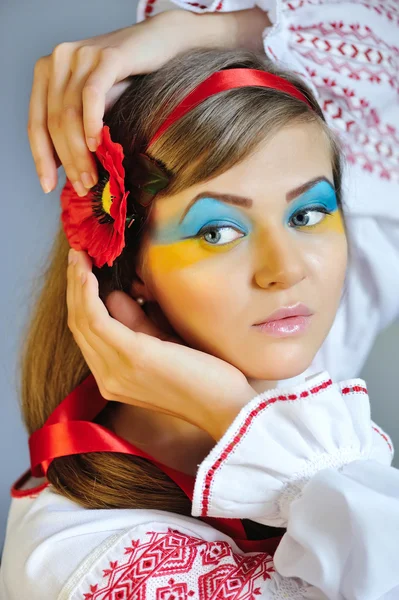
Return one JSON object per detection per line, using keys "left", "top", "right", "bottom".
{"left": 102, "top": 180, "right": 113, "bottom": 215}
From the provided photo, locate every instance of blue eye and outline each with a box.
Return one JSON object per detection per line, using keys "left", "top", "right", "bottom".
{"left": 289, "top": 205, "right": 332, "bottom": 228}
{"left": 197, "top": 224, "right": 246, "bottom": 245}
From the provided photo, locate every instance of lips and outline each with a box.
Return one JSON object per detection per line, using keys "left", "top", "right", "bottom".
{"left": 255, "top": 303, "right": 313, "bottom": 325}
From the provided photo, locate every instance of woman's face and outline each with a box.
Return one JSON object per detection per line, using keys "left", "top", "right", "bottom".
{"left": 137, "top": 121, "right": 348, "bottom": 381}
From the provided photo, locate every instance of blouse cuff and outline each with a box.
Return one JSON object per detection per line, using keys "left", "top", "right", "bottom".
{"left": 192, "top": 371, "right": 393, "bottom": 527}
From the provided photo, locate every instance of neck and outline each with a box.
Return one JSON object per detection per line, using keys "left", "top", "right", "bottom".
{"left": 108, "top": 377, "right": 281, "bottom": 476}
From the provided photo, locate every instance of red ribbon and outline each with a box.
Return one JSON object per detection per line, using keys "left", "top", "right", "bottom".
{"left": 148, "top": 68, "right": 313, "bottom": 148}
{"left": 28, "top": 375, "right": 284, "bottom": 553}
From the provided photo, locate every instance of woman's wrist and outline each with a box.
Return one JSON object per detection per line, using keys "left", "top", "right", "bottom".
{"left": 159, "top": 8, "right": 271, "bottom": 54}
{"left": 192, "top": 8, "right": 272, "bottom": 52}
{"left": 204, "top": 385, "right": 257, "bottom": 442}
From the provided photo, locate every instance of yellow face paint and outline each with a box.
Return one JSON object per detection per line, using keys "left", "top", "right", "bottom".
{"left": 147, "top": 237, "right": 242, "bottom": 273}
{"left": 296, "top": 208, "right": 345, "bottom": 234}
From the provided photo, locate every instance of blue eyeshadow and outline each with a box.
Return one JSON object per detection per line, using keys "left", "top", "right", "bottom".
{"left": 153, "top": 197, "right": 252, "bottom": 244}
{"left": 287, "top": 180, "right": 338, "bottom": 219}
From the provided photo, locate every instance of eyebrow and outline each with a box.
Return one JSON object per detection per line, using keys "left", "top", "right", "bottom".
{"left": 179, "top": 176, "right": 334, "bottom": 223}
{"left": 286, "top": 176, "right": 334, "bottom": 202}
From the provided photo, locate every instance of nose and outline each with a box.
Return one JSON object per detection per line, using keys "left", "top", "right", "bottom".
{"left": 253, "top": 227, "right": 307, "bottom": 290}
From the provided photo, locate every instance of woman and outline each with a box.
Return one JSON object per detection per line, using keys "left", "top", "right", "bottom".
{"left": 28, "top": 1, "right": 399, "bottom": 384}
{"left": 1, "top": 47, "right": 399, "bottom": 599}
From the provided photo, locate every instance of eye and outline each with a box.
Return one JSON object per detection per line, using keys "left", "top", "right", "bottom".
{"left": 289, "top": 206, "right": 331, "bottom": 228}
{"left": 199, "top": 225, "right": 245, "bottom": 246}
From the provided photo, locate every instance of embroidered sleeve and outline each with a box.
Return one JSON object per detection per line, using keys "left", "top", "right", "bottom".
{"left": 136, "top": 0, "right": 262, "bottom": 21}
{"left": 192, "top": 372, "right": 393, "bottom": 524}
{"left": 61, "top": 521, "right": 317, "bottom": 600}
{"left": 191, "top": 371, "right": 399, "bottom": 598}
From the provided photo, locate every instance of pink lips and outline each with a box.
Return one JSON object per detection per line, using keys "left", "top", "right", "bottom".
{"left": 254, "top": 303, "right": 313, "bottom": 338}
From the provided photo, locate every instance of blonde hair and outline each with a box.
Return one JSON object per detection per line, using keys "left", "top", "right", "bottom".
{"left": 20, "top": 48, "right": 343, "bottom": 513}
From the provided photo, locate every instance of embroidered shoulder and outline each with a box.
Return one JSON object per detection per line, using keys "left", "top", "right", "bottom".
{"left": 61, "top": 522, "right": 312, "bottom": 599}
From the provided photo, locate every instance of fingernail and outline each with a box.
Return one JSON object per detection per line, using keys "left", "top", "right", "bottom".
{"left": 40, "top": 177, "right": 52, "bottom": 194}
{"left": 73, "top": 181, "right": 87, "bottom": 197}
{"left": 81, "top": 172, "right": 95, "bottom": 189}
{"left": 87, "top": 138, "right": 97, "bottom": 152}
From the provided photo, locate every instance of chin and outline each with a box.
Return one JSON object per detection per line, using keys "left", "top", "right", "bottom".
{"left": 236, "top": 345, "right": 316, "bottom": 383}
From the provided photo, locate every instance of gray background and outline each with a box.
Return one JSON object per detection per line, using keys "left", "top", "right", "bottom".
{"left": 1, "top": 0, "right": 398, "bottom": 553}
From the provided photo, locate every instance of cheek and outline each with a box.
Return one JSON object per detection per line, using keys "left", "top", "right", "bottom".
{"left": 144, "top": 241, "right": 244, "bottom": 341}
{"left": 309, "top": 224, "right": 348, "bottom": 301}
{"left": 146, "top": 238, "right": 241, "bottom": 273}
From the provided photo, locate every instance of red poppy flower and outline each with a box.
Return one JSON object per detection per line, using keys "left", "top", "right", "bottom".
{"left": 60, "top": 125, "right": 130, "bottom": 268}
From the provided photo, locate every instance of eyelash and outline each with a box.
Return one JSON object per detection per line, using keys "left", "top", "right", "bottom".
{"left": 289, "top": 205, "right": 332, "bottom": 228}
{"left": 196, "top": 222, "right": 245, "bottom": 245}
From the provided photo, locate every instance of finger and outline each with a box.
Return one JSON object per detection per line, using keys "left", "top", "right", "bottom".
{"left": 62, "top": 46, "right": 100, "bottom": 188}
{"left": 67, "top": 253, "right": 126, "bottom": 404}
{"left": 72, "top": 252, "right": 119, "bottom": 361}
{"left": 81, "top": 48, "right": 122, "bottom": 149}
{"left": 66, "top": 253, "right": 103, "bottom": 375}
{"left": 66, "top": 250, "right": 106, "bottom": 358}
{"left": 48, "top": 43, "right": 84, "bottom": 196}
{"left": 28, "top": 56, "right": 58, "bottom": 193}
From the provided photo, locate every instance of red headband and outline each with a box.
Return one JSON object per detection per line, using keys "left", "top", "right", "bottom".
{"left": 148, "top": 68, "right": 313, "bottom": 148}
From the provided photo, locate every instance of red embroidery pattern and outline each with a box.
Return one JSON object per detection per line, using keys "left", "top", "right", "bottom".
{"left": 264, "top": 8, "right": 399, "bottom": 182}
{"left": 286, "top": 0, "right": 399, "bottom": 26}
{"left": 299, "top": 67, "right": 399, "bottom": 181}
{"left": 372, "top": 425, "right": 394, "bottom": 454}
{"left": 201, "top": 378, "right": 333, "bottom": 516}
{"left": 340, "top": 385, "right": 393, "bottom": 455}
{"left": 293, "top": 32, "right": 393, "bottom": 66}
{"left": 81, "top": 528, "right": 275, "bottom": 599}
{"left": 341, "top": 384, "right": 368, "bottom": 395}
{"left": 291, "top": 21, "right": 399, "bottom": 47}
{"left": 298, "top": 49, "right": 398, "bottom": 90}
{"left": 286, "top": 0, "right": 330, "bottom": 10}
{"left": 290, "top": 27, "right": 398, "bottom": 90}
{"left": 291, "top": 21, "right": 399, "bottom": 82}
{"left": 144, "top": 0, "right": 155, "bottom": 18}
{"left": 143, "top": 0, "right": 218, "bottom": 16}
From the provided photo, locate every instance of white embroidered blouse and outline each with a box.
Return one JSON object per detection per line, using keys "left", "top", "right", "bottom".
{"left": 1, "top": 2, "right": 399, "bottom": 598}
{"left": 1, "top": 371, "right": 399, "bottom": 599}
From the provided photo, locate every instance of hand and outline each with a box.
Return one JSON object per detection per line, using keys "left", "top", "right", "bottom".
{"left": 28, "top": 8, "right": 270, "bottom": 198}
{"left": 67, "top": 249, "right": 257, "bottom": 440}
{"left": 28, "top": 10, "right": 208, "bottom": 197}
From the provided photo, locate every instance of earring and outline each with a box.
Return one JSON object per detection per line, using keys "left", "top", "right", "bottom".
{"left": 136, "top": 296, "right": 146, "bottom": 306}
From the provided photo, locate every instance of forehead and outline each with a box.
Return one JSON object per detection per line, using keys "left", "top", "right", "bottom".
{"left": 152, "top": 121, "right": 334, "bottom": 221}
